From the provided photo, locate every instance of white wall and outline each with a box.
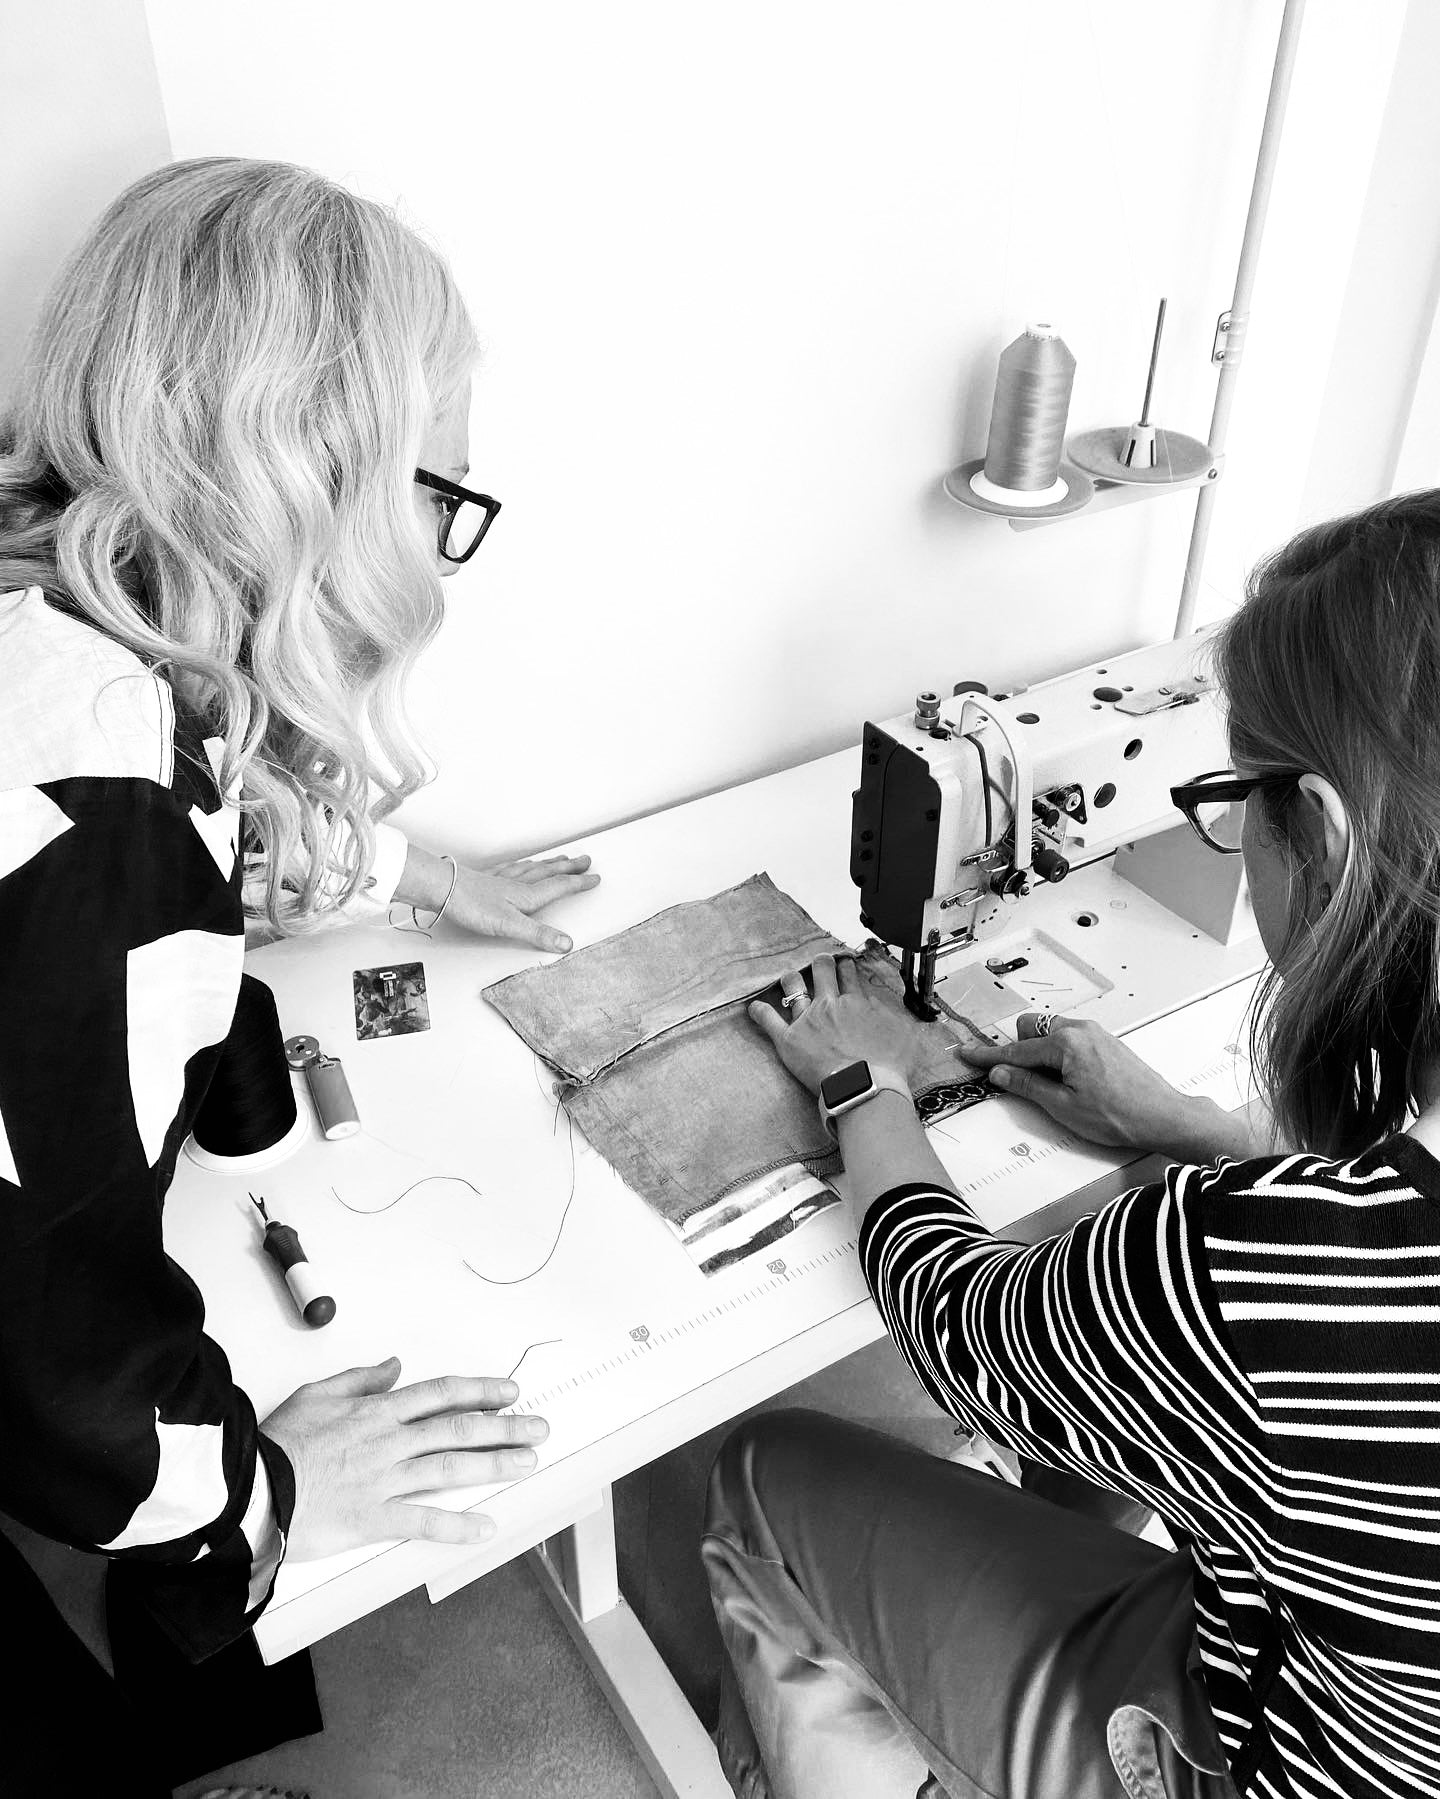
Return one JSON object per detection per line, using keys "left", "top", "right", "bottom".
{"left": 1301, "top": 0, "right": 1440, "bottom": 515}
{"left": 0, "top": 0, "right": 171, "bottom": 398}
{"left": 140, "top": 1, "right": 1412, "bottom": 862}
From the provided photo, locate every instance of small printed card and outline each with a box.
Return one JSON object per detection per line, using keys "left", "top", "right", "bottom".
{"left": 353, "top": 962, "right": 431, "bottom": 1040}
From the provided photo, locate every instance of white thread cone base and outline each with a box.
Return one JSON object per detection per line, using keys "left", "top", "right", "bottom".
{"left": 183, "top": 1097, "right": 311, "bottom": 1174}
{"left": 944, "top": 457, "right": 1094, "bottom": 520}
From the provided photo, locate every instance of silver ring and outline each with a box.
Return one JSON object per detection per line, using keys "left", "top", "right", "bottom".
{"left": 779, "top": 973, "right": 810, "bottom": 1016}
{"left": 1031, "top": 1012, "right": 1055, "bottom": 1038}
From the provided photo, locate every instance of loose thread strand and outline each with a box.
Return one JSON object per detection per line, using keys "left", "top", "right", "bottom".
{"left": 329, "top": 1106, "right": 580, "bottom": 1285}
{"left": 507, "top": 1339, "right": 562, "bottom": 1381}
{"left": 462, "top": 1109, "right": 578, "bottom": 1286}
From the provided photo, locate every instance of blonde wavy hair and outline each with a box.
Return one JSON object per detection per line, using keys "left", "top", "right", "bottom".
{"left": 0, "top": 156, "right": 479, "bottom": 928}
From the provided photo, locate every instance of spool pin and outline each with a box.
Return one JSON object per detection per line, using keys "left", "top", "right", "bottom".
{"left": 250, "top": 1193, "right": 336, "bottom": 1327}
{"left": 1067, "top": 297, "right": 1216, "bottom": 487}
{"left": 285, "top": 1034, "right": 361, "bottom": 1140}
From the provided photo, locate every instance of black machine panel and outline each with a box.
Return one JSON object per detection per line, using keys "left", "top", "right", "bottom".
{"left": 850, "top": 724, "right": 939, "bottom": 954}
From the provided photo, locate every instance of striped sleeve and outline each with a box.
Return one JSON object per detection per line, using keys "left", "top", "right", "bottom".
{"left": 861, "top": 1148, "right": 1440, "bottom": 1796}
{"left": 858, "top": 1166, "right": 1267, "bottom": 1533}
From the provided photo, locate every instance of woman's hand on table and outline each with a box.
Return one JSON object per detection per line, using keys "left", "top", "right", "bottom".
{"left": 965, "top": 1015, "right": 1251, "bottom": 1161}
{"left": 398, "top": 844, "right": 600, "bottom": 954}
{"left": 261, "top": 1358, "right": 549, "bottom": 1559}
{"left": 448, "top": 855, "right": 600, "bottom": 953}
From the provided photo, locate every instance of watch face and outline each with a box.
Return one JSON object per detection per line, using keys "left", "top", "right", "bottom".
{"left": 821, "top": 1060, "right": 872, "bottom": 1109}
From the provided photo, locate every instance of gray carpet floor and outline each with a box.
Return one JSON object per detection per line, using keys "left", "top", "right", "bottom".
{"left": 171, "top": 1334, "right": 949, "bottom": 1799}
{"left": 174, "top": 1559, "right": 663, "bottom": 1799}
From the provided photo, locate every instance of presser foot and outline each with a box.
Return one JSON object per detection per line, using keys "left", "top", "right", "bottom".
{"left": 901, "top": 948, "right": 942, "bottom": 1022}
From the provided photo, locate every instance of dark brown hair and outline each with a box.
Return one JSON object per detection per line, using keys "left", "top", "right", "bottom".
{"left": 1215, "top": 490, "right": 1440, "bottom": 1156}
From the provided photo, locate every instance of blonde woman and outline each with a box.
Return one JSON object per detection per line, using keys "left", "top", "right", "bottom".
{"left": 716, "top": 493, "right": 1440, "bottom": 1799}
{"left": 0, "top": 159, "right": 593, "bottom": 1790}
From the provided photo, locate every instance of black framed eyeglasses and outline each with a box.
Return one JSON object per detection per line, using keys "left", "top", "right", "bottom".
{"left": 413, "top": 468, "right": 501, "bottom": 564}
{"left": 1170, "top": 768, "right": 1299, "bottom": 854}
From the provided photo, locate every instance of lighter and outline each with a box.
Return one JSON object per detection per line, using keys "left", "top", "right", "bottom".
{"left": 249, "top": 1192, "right": 336, "bottom": 1327}
{"left": 284, "top": 1034, "right": 360, "bottom": 1139}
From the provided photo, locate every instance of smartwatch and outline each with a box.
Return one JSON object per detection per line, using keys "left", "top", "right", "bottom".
{"left": 817, "top": 1060, "right": 912, "bottom": 1138}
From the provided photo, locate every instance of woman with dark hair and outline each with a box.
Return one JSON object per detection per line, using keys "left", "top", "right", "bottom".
{"left": 708, "top": 492, "right": 1440, "bottom": 1799}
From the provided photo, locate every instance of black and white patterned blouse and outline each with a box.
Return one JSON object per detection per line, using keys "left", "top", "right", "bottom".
{"left": 0, "top": 586, "right": 404, "bottom": 1657}
{"left": 864, "top": 1146, "right": 1440, "bottom": 1799}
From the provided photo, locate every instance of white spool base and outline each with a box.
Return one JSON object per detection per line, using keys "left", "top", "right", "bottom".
{"left": 943, "top": 458, "right": 1094, "bottom": 521}
{"left": 968, "top": 470, "right": 1069, "bottom": 508}
{"left": 183, "top": 1103, "right": 311, "bottom": 1175}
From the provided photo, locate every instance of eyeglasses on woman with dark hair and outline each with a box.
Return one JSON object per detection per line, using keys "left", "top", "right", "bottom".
{"left": 1169, "top": 767, "right": 1300, "bottom": 853}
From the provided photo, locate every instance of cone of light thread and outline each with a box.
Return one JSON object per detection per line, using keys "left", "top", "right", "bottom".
{"left": 983, "top": 324, "right": 1076, "bottom": 491}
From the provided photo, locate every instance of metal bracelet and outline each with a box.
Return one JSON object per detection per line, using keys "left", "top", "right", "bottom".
{"left": 429, "top": 853, "right": 461, "bottom": 926}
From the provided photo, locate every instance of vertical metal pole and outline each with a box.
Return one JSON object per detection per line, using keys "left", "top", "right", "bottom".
{"left": 1175, "top": 0, "right": 1307, "bottom": 638}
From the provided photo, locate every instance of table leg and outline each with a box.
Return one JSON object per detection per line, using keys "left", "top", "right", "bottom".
{"left": 530, "top": 1487, "right": 730, "bottom": 1799}
{"left": 541, "top": 1486, "right": 619, "bottom": 1621}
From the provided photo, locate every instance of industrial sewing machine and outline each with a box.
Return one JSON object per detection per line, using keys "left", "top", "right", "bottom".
{"left": 851, "top": 628, "right": 1263, "bottom": 1034}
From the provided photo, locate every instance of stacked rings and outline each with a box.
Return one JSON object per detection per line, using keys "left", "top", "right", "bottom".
{"left": 779, "top": 972, "right": 810, "bottom": 1017}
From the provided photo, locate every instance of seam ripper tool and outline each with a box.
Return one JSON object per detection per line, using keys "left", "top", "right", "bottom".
{"left": 249, "top": 1192, "right": 337, "bottom": 1327}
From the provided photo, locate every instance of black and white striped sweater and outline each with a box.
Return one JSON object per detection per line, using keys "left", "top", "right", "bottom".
{"left": 862, "top": 1142, "right": 1440, "bottom": 1799}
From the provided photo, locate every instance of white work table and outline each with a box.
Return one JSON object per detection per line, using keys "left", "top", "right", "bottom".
{"left": 164, "top": 743, "right": 1262, "bottom": 1798}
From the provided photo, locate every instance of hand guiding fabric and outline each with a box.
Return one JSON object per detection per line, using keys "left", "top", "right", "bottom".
{"left": 749, "top": 953, "right": 930, "bottom": 1097}
{"left": 965, "top": 1013, "right": 1257, "bottom": 1162}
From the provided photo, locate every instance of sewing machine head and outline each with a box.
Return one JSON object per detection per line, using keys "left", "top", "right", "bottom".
{"left": 851, "top": 627, "right": 1241, "bottom": 1019}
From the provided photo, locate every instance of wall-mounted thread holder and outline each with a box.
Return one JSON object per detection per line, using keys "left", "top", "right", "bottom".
{"left": 948, "top": 298, "right": 1221, "bottom": 534}
{"left": 1006, "top": 452, "right": 1225, "bottom": 533}
{"left": 940, "top": 0, "right": 1302, "bottom": 637}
